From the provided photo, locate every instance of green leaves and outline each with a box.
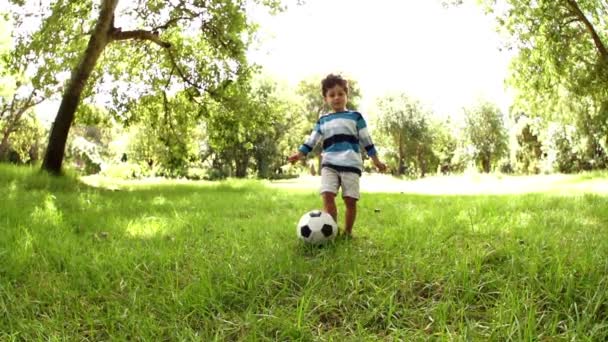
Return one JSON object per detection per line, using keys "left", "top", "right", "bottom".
{"left": 463, "top": 100, "right": 508, "bottom": 172}
{"left": 375, "top": 93, "right": 440, "bottom": 177}
{"left": 472, "top": 0, "right": 608, "bottom": 170}
{"left": 0, "top": 15, "right": 15, "bottom": 98}
{"left": 6, "top": 0, "right": 285, "bottom": 116}
{"left": 479, "top": 0, "right": 606, "bottom": 115}
{"left": 9, "top": 0, "right": 94, "bottom": 92}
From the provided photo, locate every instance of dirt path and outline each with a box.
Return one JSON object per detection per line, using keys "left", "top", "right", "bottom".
{"left": 268, "top": 173, "right": 608, "bottom": 195}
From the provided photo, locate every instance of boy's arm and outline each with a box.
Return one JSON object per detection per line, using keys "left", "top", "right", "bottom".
{"left": 358, "top": 114, "right": 387, "bottom": 172}
{"left": 289, "top": 121, "right": 323, "bottom": 164}
{"left": 288, "top": 151, "right": 305, "bottom": 163}
{"left": 370, "top": 155, "right": 387, "bottom": 172}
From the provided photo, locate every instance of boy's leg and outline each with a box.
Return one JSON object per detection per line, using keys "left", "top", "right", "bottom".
{"left": 320, "top": 167, "right": 340, "bottom": 222}
{"left": 343, "top": 197, "right": 357, "bottom": 235}
{"left": 340, "top": 172, "right": 360, "bottom": 235}
{"left": 322, "top": 192, "right": 338, "bottom": 222}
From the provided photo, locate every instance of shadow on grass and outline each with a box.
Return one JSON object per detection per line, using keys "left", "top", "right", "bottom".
{"left": 4, "top": 163, "right": 608, "bottom": 252}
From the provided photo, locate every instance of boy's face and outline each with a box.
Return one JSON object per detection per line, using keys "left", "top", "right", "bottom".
{"left": 324, "top": 85, "right": 348, "bottom": 112}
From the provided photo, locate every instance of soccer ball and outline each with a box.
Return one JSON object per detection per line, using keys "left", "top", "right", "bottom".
{"left": 296, "top": 210, "right": 338, "bottom": 245}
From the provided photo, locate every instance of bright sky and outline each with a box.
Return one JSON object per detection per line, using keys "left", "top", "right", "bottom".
{"left": 247, "top": 0, "right": 516, "bottom": 118}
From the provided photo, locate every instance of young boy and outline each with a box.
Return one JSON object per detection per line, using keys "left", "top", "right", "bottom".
{"left": 288, "top": 74, "right": 387, "bottom": 236}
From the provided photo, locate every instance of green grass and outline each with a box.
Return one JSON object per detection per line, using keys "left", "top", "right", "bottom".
{"left": 1, "top": 164, "right": 608, "bottom": 340}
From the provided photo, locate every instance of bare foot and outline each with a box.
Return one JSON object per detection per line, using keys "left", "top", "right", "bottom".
{"left": 340, "top": 231, "right": 354, "bottom": 240}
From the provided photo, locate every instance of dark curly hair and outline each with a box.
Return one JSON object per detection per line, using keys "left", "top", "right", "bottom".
{"left": 321, "top": 74, "right": 349, "bottom": 97}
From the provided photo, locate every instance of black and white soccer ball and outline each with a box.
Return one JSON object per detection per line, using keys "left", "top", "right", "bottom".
{"left": 297, "top": 210, "right": 338, "bottom": 245}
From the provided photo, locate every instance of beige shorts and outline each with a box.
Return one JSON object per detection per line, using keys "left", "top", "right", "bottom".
{"left": 320, "top": 167, "right": 360, "bottom": 199}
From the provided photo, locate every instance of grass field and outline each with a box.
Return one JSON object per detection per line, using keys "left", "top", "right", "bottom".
{"left": 1, "top": 164, "right": 608, "bottom": 340}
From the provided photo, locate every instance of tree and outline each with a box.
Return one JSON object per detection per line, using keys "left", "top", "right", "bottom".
{"left": 0, "top": 13, "right": 47, "bottom": 162}
{"left": 7, "top": 0, "right": 285, "bottom": 174}
{"left": 0, "top": 89, "right": 46, "bottom": 161}
{"left": 375, "top": 93, "right": 436, "bottom": 177}
{"left": 203, "top": 74, "right": 298, "bottom": 178}
{"left": 511, "top": 113, "right": 544, "bottom": 174}
{"left": 430, "top": 118, "right": 458, "bottom": 174}
{"left": 0, "top": 15, "right": 13, "bottom": 99}
{"left": 463, "top": 101, "right": 508, "bottom": 173}
{"left": 0, "top": 111, "right": 46, "bottom": 164}
{"left": 250, "top": 78, "right": 302, "bottom": 179}
{"left": 125, "top": 90, "right": 204, "bottom": 176}
{"left": 475, "top": 0, "right": 608, "bottom": 168}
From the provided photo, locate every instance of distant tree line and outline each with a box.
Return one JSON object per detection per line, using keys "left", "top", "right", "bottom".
{"left": 1, "top": 0, "right": 606, "bottom": 178}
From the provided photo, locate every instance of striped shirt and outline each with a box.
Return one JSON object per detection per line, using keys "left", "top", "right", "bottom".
{"left": 298, "top": 110, "right": 378, "bottom": 176}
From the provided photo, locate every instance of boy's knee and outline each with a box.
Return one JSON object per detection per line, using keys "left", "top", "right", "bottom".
{"left": 322, "top": 192, "right": 336, "bottom": 201}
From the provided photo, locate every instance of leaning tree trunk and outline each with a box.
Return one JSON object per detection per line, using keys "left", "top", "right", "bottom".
{"left": 42, "top": 0, "right": 118, "bottom": 174}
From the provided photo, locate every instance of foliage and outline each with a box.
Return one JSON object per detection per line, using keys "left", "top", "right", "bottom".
{"left": 115, "top": 73, "right": 301, "bottom": 180}
{"left": 475, "top": 0, "right": 607, "bottom": 107}
{"left": 56, "top": 105, "right": 118, "bottom": 175}
{"left": 250, "top": 79, "right": 303, "bottom": 179}
{"left": 205, "top": 75, "right": 299, "bottom": 178}
{"left": 68, "top": 136, "right": 104, "bottom": 175}
{"left": 1, "top": 0, "right": 86, "bottom": 139}
{"left": 428, "top": 118, "right": 459, "bottom": 174}
{"left": 5, "top": 0, "right": 290, "bottom": 173}
{"left": 462, "top": 100, "right": 508, "bottom": 173}
{"left": 0, "top": 111, "right": 46, "bottom": 164}
{"left": 477, "top": 0, "right": 608, "bottom": 170}
{"left": 72, "top": 72, "right": 302, "bottom": 180}
{"left": 375, "top": 93, "right": 440, "bottom": 177}
{"left": 124, "top": 91, "right": 204, "bottom": 177}
{"left": 0, "top": 14, "right": 15, "bottom": 98}
{"left": 541, "top": 122, "right": 590, "bottom": 174}
{"left": 511, "top": 114, "right": 544, "bottom": 174}
{"left": 0, "top": 12, "right": 47, "bottom": 164}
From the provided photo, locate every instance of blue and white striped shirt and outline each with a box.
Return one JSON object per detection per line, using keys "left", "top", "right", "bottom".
{"left": 298, "top": 110, "right": 377, "bottom": 175}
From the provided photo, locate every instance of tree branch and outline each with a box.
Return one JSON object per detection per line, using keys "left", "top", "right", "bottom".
{"left": 146, "top": 0, "right": 206, "bottom": 31}
{"left": 565, "top": 0, "right": 608, "bottom": 61}
{"left": 152, "top": 16, "right": 192, "bottom": 31}
{"left": 162, "top": 90, "right": 174, "bottom": 133}
{"left": 165, "top": 66, "right": 175, "bottom": 90}
{"left": 0, "top": 92, "right": 18, "bottom": 120}
{"left": 110, "top": 29, "right": 172, "bottom": 48}
{"left": 561, "top": 15, "right": 581, "bottom": 27}
{"left": 165, "top": 49, "right": 204, "bottom": 100}
{"left": 1, "top": 89, "right": 46, "bottom": 138}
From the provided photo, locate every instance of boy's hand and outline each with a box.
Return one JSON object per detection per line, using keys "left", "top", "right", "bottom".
{"left": 372, "top": 158, "right": 387, "bottom": 173}
{"left": 288, "top": 151, "right": 305, "bottom": 164}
